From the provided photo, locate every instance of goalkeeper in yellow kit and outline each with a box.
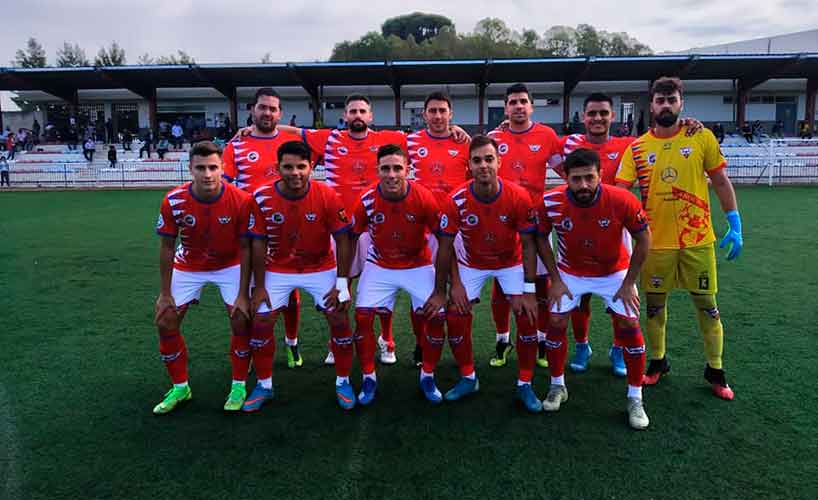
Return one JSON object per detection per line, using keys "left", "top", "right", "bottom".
{"left": 616, "top": 77, "right": 743, "bottom": 400}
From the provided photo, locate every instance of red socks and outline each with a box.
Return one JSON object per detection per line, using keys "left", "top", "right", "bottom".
{"left": 613, "top": 318, "right": 646, "bottom": 387}
{"left": 283, "top": 289, "right": 300, "bottom": 343}
{"left": 545, "top": 323, "right": 568, "bottom": 377}
{"left": 421, "top": 312, "right": 446, "bottom": 373}
{"left": 354, "top": 308, "right": 377, "bottom": 375}
{"left": 158, "top": 329, "right": 188, "bottom": 384}
{"left": 377, "top": 309, "right": 394, "bottom": 349}
{"left": 446, "top": 311, "right": 475, "bottom": 376}
{"left": 410, "top": 310, "right": 426, "bottom": 348}
{"left": 515, "top": 312, "right": 538, "bottom": 383}
{"left": 327, "top": 312, "right": 354, "bottom": 377}
{"left": 491, "top": 280, "right": 511, "bottom": 334}
{"left": 249, "top": 312, "right": 278, "bottom": 380}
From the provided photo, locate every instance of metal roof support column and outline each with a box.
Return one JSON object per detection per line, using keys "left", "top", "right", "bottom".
{"left": 735, "top": 79, "right": 750, "bottom": 129}
{"left": 477, "top": 83, "right": 487, "bottom": 133}
{"left": 391, "top": 84, "right": 401, "bottom": 128}
{"left": 146, "top": 87, "right": 157, "bottom": 133}
{"left": 805, "top": 78, "right": 817, "bottom": 132}
{"left": 226, "top": 86, "right": 238, "bottom": 134}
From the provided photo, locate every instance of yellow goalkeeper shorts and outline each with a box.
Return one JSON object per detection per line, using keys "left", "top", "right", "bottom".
{"left": 641, "top": 245, "right": 718, "bottom": 294}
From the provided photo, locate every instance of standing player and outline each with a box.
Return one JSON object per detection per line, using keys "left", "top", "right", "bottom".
{"left": 350, "top": 144, "right": 444, "bottom": 405}
{"left": 537, "top": 148, "right": 652, "bottom": 429}
{"left": 422, "top": 135, "right": 540, "bottom": 411}
{"left": 616, "top": 77, "right": 743, "bottom": 400}
{"left": 406, "top": 91, "right": 471, "bottom": 366}
{"left": 487, "top": 83, "right": 563, "bottom": 369}
{"left": 152, "top": 141, "right": 255, "bottom": 414}
{"left": 222, "top": 87, "right": 305, "bottom": 369}
{"left": 242, "top": 141, "right": 357, "bottom": 411}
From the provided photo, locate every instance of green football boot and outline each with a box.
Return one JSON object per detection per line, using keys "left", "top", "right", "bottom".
{"left": 223, "top": 383, "right": 247, "bottom": 411}
{"left": 153, "top": 385, "right": 192, "bottom": 415}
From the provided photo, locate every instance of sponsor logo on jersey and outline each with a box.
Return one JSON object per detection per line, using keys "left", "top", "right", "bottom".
{"left": 352, "top": 160, "right": 365, "bottom": 173}
{"left": 372, "top": 212, "right": 385, "bottom": 224}
{"left": 405, "top": 213, "right": 416, "bottom": 223}
{"left": 661, "top": 167, "right": 678, "bottom": 184}
{"left": 272, "top": 212, "right": 285, "bottom": 224}
{"left": 560, "top": 217, "right": 573, "bottom": 231}
{"left": 440, "top": 214, "right": 449, "bottom": 229}
{"left": 647, "top": 153, "right": 657, "bottom": 166}
{"left": 183, "top": 214, "right": 197, "bottom": 227}
{"left": 156, "top": 214, "right": 164, "bottom": 229}
{"left": 431, "top": 162, "right": 444, "bottom": 175}
{"left": 498, "top": 143, "right": 509, "bottom": 155}
{"left": 484, "top": 232, "right": 496, "bottom": 242}
{"left": 448, "top": 149, "right": 459, "bottom": 157}
{"left": 465, "top": 213, "right": 479, "bottom": 226}
{"left": 305, "top": 212, "right": 317, "bottom": 222}
{"left": 663, "top": 143, "right": 672, "bottom": 151}
{"left": 247, "top": 151, "right": 260, "bottom": 163}
{"left": 417, "top": 147, "right": 429, "bottom": 158}
{"left": 607, "top": 152, "right": 619, "bottom": 160}
{"left": 650, "top": 275, "right": 663, "bottom": 288}
{"left": 583, "top": 239, "right": 594, "bottom": 248}
{"left": 512, "top": 160, "right": 525, "bottom": 172}
{"left": 529, "top": 144, "right": 541, "bottom": 152}
{"left": 218, "top": 216, "right": 232, "bottom": 224}
{"left": 337, "top": 208, "right": 349, "bottom": 223}
{"left": 338, "top": 146, "right": 349, "bottom": 155}
{"left": 680, "top": 147, "right": 693, "bottom": 158}
{"left": 598, "top": 218, "right": 610, "bottom": 228}
{"left": 391, "top": 231, "right": 402, "bottom": 241}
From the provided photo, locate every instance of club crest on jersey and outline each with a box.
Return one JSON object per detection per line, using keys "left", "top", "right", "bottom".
{"left": 218, "top": 216, "right": 232, "bottom": 224}
{"left": 156, "top": 214, "right": 164, "bottom": 229}
{"left": 305, "top": 212, "right": 317, "bottom": 222}
{"left": 598, "top": 218, "right": 610, "bottom": 228}
{"left": 372, "top": 212, "right": 385, "bottom": 224}
{"left": 247, "top": 151, "right": 260, "bottom": 163}
{"left": 338, "top": 208, "right": 349, "bottom": 223}
{"left": 183, "top": 214, "right": 196, "bottom": 227}
{"left": 499, "top": 214, "right": 509, "bottom": 223}
{"left": 680, "top": 147, "right": 693, "bottom": 158}
{"left": 498, "top": 143, "right": 509, "bottom": 155}
{"left": 271, "top": 212, "right": 285, "bottom": 224}
{"left": 529, "top": 144, "right": 541, "bottom": 152}
{"left": 607, "top": 152, "right": 619, "bottom": 160}
{"left": 560, "top": 217, "right": 573, "bottom": 231}
{"left": 417, "top": 147, "right": 429, "bottom": 158}
{"left": 440, "top": 214, "right": 449, "bottom": 229}
{"left": 647, "top": 153, "right": 657, "bottom": 166}
{"left": 661, "top": 167, "right": 678, "bottom": 184}
{"left": 338, "top": 146, "right": 349, "bottom": 155}
{"left": 448, "top": 149, "right": 459, "bottom": 157}
{"left": 465, "top": 214, "right": 479, "bottom": 226}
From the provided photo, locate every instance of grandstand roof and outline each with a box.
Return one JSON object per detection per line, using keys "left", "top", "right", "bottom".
{"left": 2, "top": 54, "right": 818, "bottom": 99}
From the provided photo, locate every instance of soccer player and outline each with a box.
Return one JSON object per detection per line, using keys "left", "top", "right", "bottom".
{"left": 422, "top": 135, "right": 540, "bottom": 411}
{"left": 537, "top": 148, "right": 652, "bottom": 429}
{"left": 406, "top": 91, "right": 471, "bottom": 366}
{"left": 487, "top": 83, "right": 563, "bottom": 369}
{"left": 222, "top": 87, "right": 305, "bottom": 369}
{"left": 350, "top": 144, "right": 443, "bottom": 405}
{"left": 152, "top": 141, "right": 255, "bottom": 414}
{"left": 616, "top": 76, "right": 743, "bottom": 400}
{"left": 242, "top": 140, "right": 357, "bottom": 411}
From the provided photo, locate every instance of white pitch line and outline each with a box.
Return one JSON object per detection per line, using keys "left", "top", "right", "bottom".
{"left": 0, "top": 382, "right": 22, "bottom": 500}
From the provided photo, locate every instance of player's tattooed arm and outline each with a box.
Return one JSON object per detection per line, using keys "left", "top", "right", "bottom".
{"left": 422, "top": 234, "right": 453, "bottom": 318}
{"left": 450, "top": 125, "right": 471, "bottom": 144}
{"left": 614, "top": 227, "right": 651, "bottom": 317}
{"left": 232, "top": 238, "right": 252, "bottom": 320}
{"left": 155, "top": 236, "right": 177, "bottom": 325}
{"left": 250, "top": 238, "right": 271, "bottom": 314}
{"left": 680, "top": 117, "right": 704, "bottom": 136}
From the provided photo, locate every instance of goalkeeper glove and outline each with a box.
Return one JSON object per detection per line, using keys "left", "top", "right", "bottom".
{"left": 719, "top": 210, "right": 743, "bottom": 261}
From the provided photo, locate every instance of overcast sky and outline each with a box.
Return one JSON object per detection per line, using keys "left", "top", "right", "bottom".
{"left": 2, "top": 0, "right": 817, "bottom": 66}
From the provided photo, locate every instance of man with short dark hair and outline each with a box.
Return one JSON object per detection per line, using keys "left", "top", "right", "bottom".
{"left": 152, "top": 141, "right": 256, "bottom": 414}
{"left": 617, "top": 76, "right": 742, "bottom": 400}
{"left": 538, "top": 148, "right": 652, "bottom": 429}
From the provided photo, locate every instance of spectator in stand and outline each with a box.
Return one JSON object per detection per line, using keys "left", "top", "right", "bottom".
{"left": 223, "top": 116, "right": 232, "bottom": 139}
{"left": 32, "top": 119, "right": 41, "bottom": 146}
{"left": 289, "top": 114, "right": 297, "bottom": 126}
{"left": 122, "top": 129, "right": 133, "bottom": 151}
{"left": 105, "top": 118, "right": 114, "bottom": 144}
{"left": 66, "top": 127, "right": 79, "bottom": 151}
{"left": 0, "top": 128, "right": 7, "bottom": 151}
{"left": 626, "top": 113, "right": 634, "bottom": 136}
{"left": 712, "top": 122, "right": 725, "bottom": 144}
{"left": 337, "top": 117, "right": 346, "bottom": 129}
{"left": 752, "top": 120, "right": 764, "bottom": 141}
{"left": 17, "top": 129, "right": 29, "bottom": 152}
{"left": 139, "top": 129, "right": 155, "bottom": 159}
{"left": 83, "top": 137, "right": 96, "bottom": 162}
{"left": 771, "top": 120, "right": 784, "bottom": 139}
{"left": 741, "top": 122, "right": 753, "bottom": 143}
{"left": 108, "top": 145, "right": 117, "bottom": 168}
{"left": 800, "top": 121, "right": 813, "bottom": 139}
{"left": 6, "top": 132, "right": 16, "bottom": 160}
{"left": 171, "top": 122, "right": 184, "bottom": 150}
{"left": 156, "top": 135, "right": 170, "bottom": 160}
{"left": 636, "top": 112, "right": 646, "bottom": 136}
{"left": 0, "top": 155, "right": 9, "bottom": 187}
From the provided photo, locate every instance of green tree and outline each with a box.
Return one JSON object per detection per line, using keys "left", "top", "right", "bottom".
{"left": 473, "top": 18, "right": 512, "bottom": 44}
{"left": 155, "top": 50, "right": 195, "bottom": 65}
{"left": 381, "top": 12, "right": 454, "bottom": 44}
{"left": 136, "top": 53, "right": 155, "bottom": 65}
{"left": 13, "top": 37, "right": 47, "bottom": 68}
{"left": 574, "top": 24, "right": 605, "bottom": 56}
{"left": 56, "top": 42, "right": 90, "bottom": 67}
{"left": 95, "top": 41, "right": 126, "bottom": 66}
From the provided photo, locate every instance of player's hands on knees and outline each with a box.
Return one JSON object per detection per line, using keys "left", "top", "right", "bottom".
{"left": 232, "top": 293, "right": 251, "bottom": 320}
{"left": 323, "top": 289, "right": 350, "bottom": 313}
{"left": 154, "top": 293, "right": 177, "bottom": 325}
{"left": 250, "top": 287, "right": 271, "bottom": 315}
{"left": 680, "top": 117, "right": 704, "bottom": 135}
{"left": 613, "top": 282, "right": 640, "bottom": 318}
{"left": 449, "top": 282, "right": 471, "bottom": 315}
{"left": 421, "top": 291, "right": 447, "bottom": 319}
{"left": 547, "top": 279, "right": 573, "bottom": 312}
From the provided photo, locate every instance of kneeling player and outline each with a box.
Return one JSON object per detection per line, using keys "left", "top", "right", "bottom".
{"left": 537, "top": 148, "right": 652, "bottom": 429}
{"left": 350, "top": 144, "right": 444, "bottom": 404}
{"left": 422, "top": 135, "right": 539, "bottom": 410}
{"left": 153, "top": 141, "right": 255, "bottom": 414}
{"left": 241, "top": 140, "right": 357, "bottom": 411}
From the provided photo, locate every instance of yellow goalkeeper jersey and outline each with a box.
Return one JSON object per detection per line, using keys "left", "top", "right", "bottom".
{"left": 616, "top": 126, "right": 727, "bottom": 250}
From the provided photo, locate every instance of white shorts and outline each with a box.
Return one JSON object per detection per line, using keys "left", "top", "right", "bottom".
{"left": 256, "top": 268, "right": 337, "bottom": 314}
{"left": 551, "top": 269, "right": 637, "bottom": 318}
{"left": 356, "top": 262, "right": 435, "bottom": 311}
{"left": 171, "top": 264, "right": 241, "bottom": 308}
{"left": 458, "top": 263, "right": 523, "bottom": 302}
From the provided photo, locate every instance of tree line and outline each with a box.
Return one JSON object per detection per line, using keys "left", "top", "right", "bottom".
{"left": 11, "top": 38, "right": 195, "bottom": 68}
